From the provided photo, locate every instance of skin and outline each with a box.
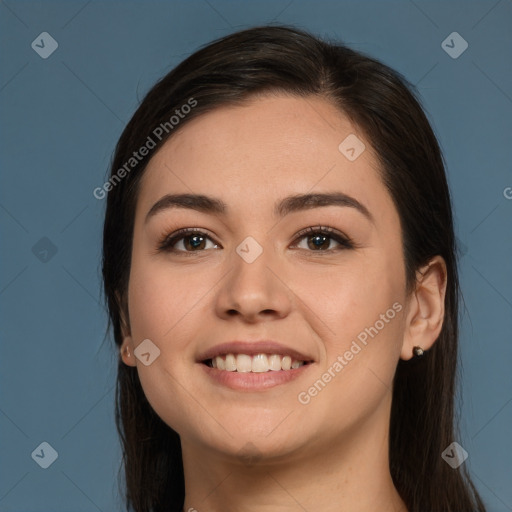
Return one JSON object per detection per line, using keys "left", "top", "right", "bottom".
{"left": 119, "top": 94, "right": 447, "bottom": 512}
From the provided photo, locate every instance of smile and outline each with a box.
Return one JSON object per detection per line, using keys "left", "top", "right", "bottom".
{"left": 205, "top": 353, "right": 310, "bottom": 372}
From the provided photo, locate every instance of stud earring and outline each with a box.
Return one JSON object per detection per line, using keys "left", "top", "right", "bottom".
{"left": 412, "top": 346, "right": 424, "bottom": 357}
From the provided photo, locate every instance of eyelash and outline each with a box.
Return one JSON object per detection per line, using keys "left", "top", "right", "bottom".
{"left": 156, "top": 226, "right": 355, "bottom": 254}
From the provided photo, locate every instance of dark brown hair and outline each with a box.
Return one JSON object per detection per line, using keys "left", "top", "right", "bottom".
{"left": 102, "top": 24, "right": 486, "bottom": 512}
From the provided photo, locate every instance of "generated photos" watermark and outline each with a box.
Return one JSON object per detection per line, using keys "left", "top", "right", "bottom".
{"left": 93, "top": 97, "right": 197, "bottom": 199}
{"left": 298, "top": 301, "right": 403, "bottom": 405}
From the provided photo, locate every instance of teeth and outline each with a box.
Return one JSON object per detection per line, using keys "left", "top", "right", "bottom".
{"left": 225, "top": 353, "right": 237, "bottom": 372}
{"left": 209, "top": 353, "right": 306, "bottom": 372}
{"left": 268, "top": 354, "right": 282, "bottom": 371}
{"left": 252, "top": 354, "right": 268, "bottom": 373}
{"left": 236, "top": 354, "right": 252, "bottom": 373}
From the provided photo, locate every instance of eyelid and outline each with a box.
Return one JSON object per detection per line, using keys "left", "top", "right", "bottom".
{"left": 290, "top": 225, "right": 355, "bottom": 251}
{"left": 292, "top": 225, "right": 350, "bottom": 242}
{"left": 157, "top": 225, "right": 355, "bottom": 253}
{"left": 157, "top": 227, "right": 220, "bottom": 252}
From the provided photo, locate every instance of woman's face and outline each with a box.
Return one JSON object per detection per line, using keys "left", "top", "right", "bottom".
{"left": 122, "top": 94, "right": 410, "bottom": 461}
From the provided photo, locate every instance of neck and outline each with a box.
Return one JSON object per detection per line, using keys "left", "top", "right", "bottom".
{"left": 180, "top": 395, "right": 407, "bottom": 512}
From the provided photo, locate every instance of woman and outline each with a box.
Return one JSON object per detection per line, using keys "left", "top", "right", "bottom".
{"left": 102, "top": 25, "right": 486, "bottom": 512}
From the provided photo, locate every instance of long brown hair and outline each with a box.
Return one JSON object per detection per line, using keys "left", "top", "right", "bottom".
{"left": 102, "top": 25, "right": 486, "bottom": 512}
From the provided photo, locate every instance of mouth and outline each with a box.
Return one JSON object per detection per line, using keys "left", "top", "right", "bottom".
{"left": 199, "top": 352, "right": 315, "bottom": 391}
{"left": 202, "top": 353, "right": 313, "bottom": 373}
{"left": 197, "top": 341, "right": 315, "bottom": 391}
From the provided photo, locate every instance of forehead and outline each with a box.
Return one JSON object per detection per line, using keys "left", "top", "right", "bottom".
{"left": 136, "top": 94, "right": 393, "bottom": 224}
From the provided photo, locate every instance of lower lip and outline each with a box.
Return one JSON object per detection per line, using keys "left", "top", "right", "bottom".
{"left": 199, "top": 362, "right": 313, "bottom": 391}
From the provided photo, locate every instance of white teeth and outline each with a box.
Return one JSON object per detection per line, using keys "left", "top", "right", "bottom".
{"left": 252, "top": 354, "right": 269, "bottom": 373}
{"left": 225, "top": 353, "right": 237, "bottom": 372}
{"left": 268, "top": 354, "right": 282, "bottom": 371}
{"left": 236, "top": 354, "right": 252, "bottom": 373}
{"left": 208, "top": 353, "right": 306, "bottom": 372}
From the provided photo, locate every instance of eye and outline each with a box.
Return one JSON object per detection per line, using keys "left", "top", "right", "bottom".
{"left": 291, "top": 226, "right": 354, "bottom": 252}
{"left": 157, "top": 225, "right": 355, "bottom": 254}
{"left": 157, "top": 228, "right": 220, "bottom": 253}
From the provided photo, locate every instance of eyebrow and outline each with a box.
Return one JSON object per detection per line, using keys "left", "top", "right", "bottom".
{"left": 145, "top": 192, "right": 374, "bottom": 224}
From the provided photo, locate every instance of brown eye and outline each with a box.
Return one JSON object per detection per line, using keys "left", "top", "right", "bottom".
{"left": 292, "top": 226, "right": 354, "bottom": 252}
{"left": 157, "top": 226, "right": 354, "bottom": 254}
{"left": 305, "top": 233, "right": 332, "bottom": 251}
{"left": 158, "top": 229, "right": 219, "bottom": 253}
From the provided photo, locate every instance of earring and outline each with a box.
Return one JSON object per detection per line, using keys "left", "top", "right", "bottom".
{"left": 412, "top": 346, "right": 424, "bottom": 357}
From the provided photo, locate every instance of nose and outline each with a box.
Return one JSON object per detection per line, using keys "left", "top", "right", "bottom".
{"left": 214, "top": 243, "right": 293, "bottom": 323}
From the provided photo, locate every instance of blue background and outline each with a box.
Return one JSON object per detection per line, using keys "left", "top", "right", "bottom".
{"left": 1, "top": 1, "right": 511, "bottom": 510}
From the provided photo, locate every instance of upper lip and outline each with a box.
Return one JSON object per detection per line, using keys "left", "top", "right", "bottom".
{"left": 197, "top": 341, "right": 315, "bottom": 363}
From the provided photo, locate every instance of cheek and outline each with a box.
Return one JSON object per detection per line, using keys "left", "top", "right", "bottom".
{"left": 126, "top": 255, "right": 204, "bottom": 431}
{"left": 127, "top": 267, "right": 170, "bottom": 342}
{"left": 306, "top": 252, "right": 404, "bottom": 386}
{"left": 127, "top": 244, "right": 207, "bottom": 343}
{"left": 303, "top": 256, "right": 400, "bottom": 336}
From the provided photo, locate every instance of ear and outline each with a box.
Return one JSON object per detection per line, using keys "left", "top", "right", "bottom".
{"left": 401, "top": 255, "right": 448, "bottom": 360}
{"left": 117, "top": 291, "right": 136, "bottom": 367}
